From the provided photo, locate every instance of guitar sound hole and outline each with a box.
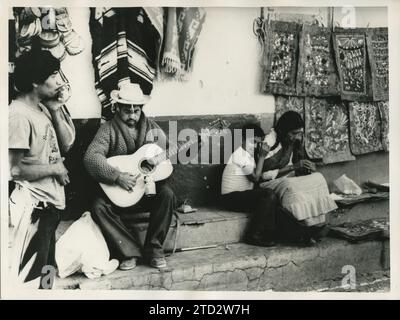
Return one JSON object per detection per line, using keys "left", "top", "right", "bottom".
{"left": 139, "top": 159, "right": 155, "bottom": 174}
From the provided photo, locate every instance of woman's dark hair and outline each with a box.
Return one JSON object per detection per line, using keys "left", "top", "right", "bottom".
{"left": 274, "top": 111, "right": 304, "bottom": 147}
{"left": 13, "top": 49, "right": 60, "bottom": 93}
{"left": 241, "top": 123, "right": 265, "bottom": 141}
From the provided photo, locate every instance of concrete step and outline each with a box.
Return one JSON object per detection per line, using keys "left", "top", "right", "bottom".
{"left": 54, "top": 238, "right": 389, "bottom": 291}
{"left": 56, "top": 199, "right": 389, "bottom": 251}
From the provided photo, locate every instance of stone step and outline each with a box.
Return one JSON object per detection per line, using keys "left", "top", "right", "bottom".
{"left": 54, "top": 237, "right": 389, "bottom": 291}
{"left": 56, "top": 199, "right": 389, "bottom": 251}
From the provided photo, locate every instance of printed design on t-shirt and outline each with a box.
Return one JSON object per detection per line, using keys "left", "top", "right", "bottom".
{"left": 46, "top": 124, "right": 60, "bottom": 164}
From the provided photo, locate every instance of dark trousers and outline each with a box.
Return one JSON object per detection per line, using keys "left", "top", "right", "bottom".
{"left": 20, "top": 204, "right": 61, "bottom": 288}
{"left": 221, "top": 188, "right": 279, "bottom": 236}
{"left": 91, "top": 181, "right": 176, "bottom": 261}
{"left": 221, "top": 188, "right": 312, "bottom": 242}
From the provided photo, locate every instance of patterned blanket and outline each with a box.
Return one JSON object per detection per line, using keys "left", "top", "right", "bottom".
{"left": 160, "top": 7, "right": 206, "bottom": 80}
{"left": 89, "top": 8, "right": 162, "bottom": 120}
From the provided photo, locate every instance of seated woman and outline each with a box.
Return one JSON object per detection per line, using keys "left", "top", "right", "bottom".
{"left": 260, "top": 111, "right": 338, "bottom": 243}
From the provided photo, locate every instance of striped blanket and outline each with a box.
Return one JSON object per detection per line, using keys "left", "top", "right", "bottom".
{"left": 90, "top": 8, "right": 163, "bottom": 120}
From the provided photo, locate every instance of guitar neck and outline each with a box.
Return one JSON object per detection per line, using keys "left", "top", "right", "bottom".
{"left": 151, "top": 140, "right": 197, "bottom": 165}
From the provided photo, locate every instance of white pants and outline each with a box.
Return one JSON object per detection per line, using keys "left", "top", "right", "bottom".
{"left": 9, "top": 184, "right": 42, "bottom": 289}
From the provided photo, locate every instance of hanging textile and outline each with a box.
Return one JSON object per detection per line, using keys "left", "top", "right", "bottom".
{"left": 304, "top": 97, "right": 354, "bottom": 163}
{"left": 348, "top": 101, "right": 383, "bottom": 155}
{"left": 296, "top": 24, "right": 339, "bottom": 97}
{"left": 377, "top": 101, "right": 389, "bottom": 152}
{"left": 261, "top": 20, "right": 301, "bottom": 95}
{"left": 366, "top": 28, "right": 389, "bottom": 101}
{"left": 143, "top": 7, "right": 164, "bottom": 73}
{"left": 90, "top": 8, "right": 162, "bottom": 120}
{"left": 304, "top": 97, "right": 327, "bottom": 159}
{"left": 333, "top": 28, "right": 368, "bottom": 101}
{"left": 160, "top": 7, "right": 206, "bottom": 80}
{"left": 322, "top": 100, "right": 355, "bottom": 164}
{"left": 274, "top": 95, "right": 304, "bottom": 124}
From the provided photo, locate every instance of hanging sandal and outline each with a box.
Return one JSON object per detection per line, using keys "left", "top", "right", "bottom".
{"left": 56, "top": 11, "right": 85, "bottom": 56}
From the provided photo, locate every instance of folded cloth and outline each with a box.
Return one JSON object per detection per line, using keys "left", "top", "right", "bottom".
{"left": 329, "top": 218, "right": 389, "bottom": 243}
{"left": 364, "top": 180, "right": 389, "bottom": 192}
{"left": 161, "top": 7, "right": 206, "bottom": 80}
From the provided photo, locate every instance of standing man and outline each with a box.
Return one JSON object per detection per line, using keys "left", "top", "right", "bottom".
{"left": 9, "top": 50, "right": 76, "bottom": 288}
{"left": 83, "top": 82, "right": 176, "bottom": 270}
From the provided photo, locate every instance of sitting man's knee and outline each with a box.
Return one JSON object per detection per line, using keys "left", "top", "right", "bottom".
{"left": 91, "top": 197, "right": 109, "bottom": 215}
{"left": 158, "top": 184, "right": 175, "bottom": 200}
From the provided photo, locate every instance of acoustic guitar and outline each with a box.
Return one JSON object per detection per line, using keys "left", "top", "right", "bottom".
{"left": 100, "top": 119, "right": 234, "bottom": 207}
{"left": 99, "top": 139, "right": 198, "bottom": 207}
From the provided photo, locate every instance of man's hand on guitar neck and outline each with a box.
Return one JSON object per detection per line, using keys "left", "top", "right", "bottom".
{"left": 116, "top": 172, "right": 140, "bottom": 192}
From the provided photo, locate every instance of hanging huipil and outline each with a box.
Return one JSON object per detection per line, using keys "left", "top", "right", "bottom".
{"left": 333, "top": 28, "right": 373, "bottom": 101}
{"left": 261, "top": 20, "right": 301, "bottom": 96}
{"left": 296, "top": 24, "right": 339, "bottom": 97}
{"left": 348, "top": 101, "right": 383, "bottom": 155}
{"left": 366, "top": 28, "right": 389, "bottom": 101}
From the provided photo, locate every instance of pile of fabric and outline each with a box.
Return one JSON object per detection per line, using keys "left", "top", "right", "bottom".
{"left": 329, "top": 218, "right": 389, "bottom": 243}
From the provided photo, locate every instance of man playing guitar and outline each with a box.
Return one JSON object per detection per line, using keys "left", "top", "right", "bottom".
{"left": 83, "top": 82, "right": 176, "bottom": 270}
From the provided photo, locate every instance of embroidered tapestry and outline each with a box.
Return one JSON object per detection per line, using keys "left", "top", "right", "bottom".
{"left": 323, "top": 100, "right": 355, "bottom": 164}
{"left": 304, "top": 97, "right": 327, "bottom": 159}
{"left": 377, "top": 101, "right": 389, "bottom": 152}
{"left": 333, "top": 29, "right": 368, "bottom": 101}
{"left": 348, "top": 101, "right": 383, "bottom": 155}
{"left": 297, "top": 24, "right": 339, "bottom": 97}
{"left": 262, "top": 21, "right": 301, "bottom": 95}
{"left": 274, "top": 95, "right": 305, "bottom": 124}
{"left": 366, "top": 28, "right": 389, "bottom": 101}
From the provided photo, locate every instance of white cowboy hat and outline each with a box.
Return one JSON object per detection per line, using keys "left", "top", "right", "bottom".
{"left": 110, "top": 82, "right": 150, "bottom": 105}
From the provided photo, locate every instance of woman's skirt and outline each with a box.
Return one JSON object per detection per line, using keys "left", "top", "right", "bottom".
{"left": 260, "top": 172, "right": 337, "bottom": 226}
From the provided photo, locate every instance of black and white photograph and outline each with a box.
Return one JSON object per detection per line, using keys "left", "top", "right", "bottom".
{"left": 1, "top": 0, "right": 398, "bottom": 300}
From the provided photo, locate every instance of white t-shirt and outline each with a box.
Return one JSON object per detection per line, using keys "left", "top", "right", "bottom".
{"left": 221, "top": 147, "right": 255, "bottom": 195}
{"left": 9, "top": 100, "right": 66, "bottom": 209}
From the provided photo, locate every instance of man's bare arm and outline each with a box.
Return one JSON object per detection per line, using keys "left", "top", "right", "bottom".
{"left": 9, "top": 149, "right": 68, "bottom": 182}
{"left": 49, "top": 107, "right": 76, "bottom": 154}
